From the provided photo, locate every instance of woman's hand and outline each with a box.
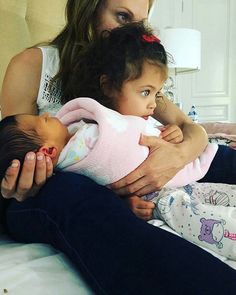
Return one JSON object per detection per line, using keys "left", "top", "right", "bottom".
{"left": 1, "top": 152, "right": 53, "bottom": 201}
{"left": 123, "top": 195, "right": 155, "bottom": 221}
{"left": 110, "top": 135, "right": 185, "bottom": 196}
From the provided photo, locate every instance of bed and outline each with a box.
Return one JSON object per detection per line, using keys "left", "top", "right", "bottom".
{"left": 0, "top": 0, "right": 235, "bottom": 294}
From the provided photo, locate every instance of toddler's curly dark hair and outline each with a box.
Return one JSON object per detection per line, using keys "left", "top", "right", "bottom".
{"left": 62, "top": 21, "right": 168, "bottom": 108}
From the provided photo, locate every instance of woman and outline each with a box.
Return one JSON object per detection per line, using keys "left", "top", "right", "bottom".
{"left": 1, "top": 1, "right": 236, "bottom": 294}
{"left": 0, "top": 0, "right": 208, "bottom": 202}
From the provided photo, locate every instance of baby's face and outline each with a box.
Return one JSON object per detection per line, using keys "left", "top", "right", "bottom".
{"left": 16, "top": 113, "right": 70, "bottom": 150}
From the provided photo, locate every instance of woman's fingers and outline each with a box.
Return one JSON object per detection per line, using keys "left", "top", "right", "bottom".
{"left": 17, "top": 153, "right": 52, "bottom": 201}
{"left": 113, "top": 173, "right": 165, "bottom": 196}
{"left": 15, "top": 152, "right": 37, "bottom": 201}
{"left": 34, "top": 152, "right": 52, "bottom": 187}
{"left": 132, "top": 183, "right": 161, "bottom": 197}
{"left": 45, "top": 156, "right": 54, "bottom": 178}
{"left": 112, "top": 172, "right": 146, "bottom": 195}
{"left": 0, "top": 152, "right": 52, "bottom": 202}
{"left": 1, "top": 160, "right": 20, "bottom": 198}
{"left": 34, "top": 153, "right": 46, "bottom": 186}
{"left": 110, "top": 135, "right": 162, "bottom": 193}
{"left": 111, "top": 135, "right": 183, "bottom": 196}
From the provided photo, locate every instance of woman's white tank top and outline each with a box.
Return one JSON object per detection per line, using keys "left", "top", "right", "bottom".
{"left": 37, "top": 46, "right": 63, "bottom": 116}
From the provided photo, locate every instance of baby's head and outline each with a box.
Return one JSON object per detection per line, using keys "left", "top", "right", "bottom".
{"left": 64, "top": 21, "right": 168, "bottom": 118}
{"left": 0, "top": 113, "right": 70, "bottom": 182}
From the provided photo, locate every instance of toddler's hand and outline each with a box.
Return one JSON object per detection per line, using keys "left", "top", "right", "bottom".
{"left": 123, "top": 195, "right": 155, "bottom": 221}
{"left": 160, "top": 124, "right": 183, "bottom": 144}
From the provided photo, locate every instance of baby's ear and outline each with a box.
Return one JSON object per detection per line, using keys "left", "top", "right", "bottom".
{"left": 39, "top": 146, "right": 58, "bottom": 159}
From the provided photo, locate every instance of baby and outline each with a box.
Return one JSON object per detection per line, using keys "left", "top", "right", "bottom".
{"left": 0, "top": 97, "right": 215, "bottom": 188}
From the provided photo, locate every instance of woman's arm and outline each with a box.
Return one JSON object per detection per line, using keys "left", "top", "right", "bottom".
{"left": 0, "top": 48, "right": 53, "bottom": 201}
{"left": 110, "top": 95, "right": 208, "bottom": 196}
{"left": 155, "top": 95, "right": 208, "bottom": 163}
{"left": 0, "top": 48, "right": 41, "bottom": 117}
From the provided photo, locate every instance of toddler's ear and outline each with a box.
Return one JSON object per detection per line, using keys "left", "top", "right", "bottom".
{"left": 100, "top": 74, "right": 111, "bottom": 96}
{"left": 39, "top": 146, "right": 58, "bottom": 159}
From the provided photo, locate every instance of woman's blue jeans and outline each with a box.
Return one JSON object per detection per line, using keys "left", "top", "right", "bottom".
{"left": 6, "top": 170, "right": 236, "bottom": 295}
{"left": 200, "top": 144, "right": 236, "bottom": 184}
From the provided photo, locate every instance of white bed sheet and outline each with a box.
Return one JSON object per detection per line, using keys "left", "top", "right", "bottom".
{"left": 0, "top": 220, "right": 235, "bottom": 294}
{"left": 0, "top": 235, "right": 94, "bottom": 295}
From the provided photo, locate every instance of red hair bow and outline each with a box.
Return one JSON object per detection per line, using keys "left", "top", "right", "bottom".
{"left": 142, "top": 34, "right": 160, "bottom": 43}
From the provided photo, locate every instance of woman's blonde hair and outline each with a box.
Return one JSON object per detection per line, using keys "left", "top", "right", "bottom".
{"left": 50, "top": 0, "right": 154, "bottom": 95}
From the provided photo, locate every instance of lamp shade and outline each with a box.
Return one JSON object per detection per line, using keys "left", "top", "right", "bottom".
{"left": 160, "top": 28, "right": 201, "bottom": 73}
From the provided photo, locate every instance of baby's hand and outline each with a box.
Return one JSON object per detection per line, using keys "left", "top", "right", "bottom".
{"left": 123, "top": 195, "right": 155, "bottom": 221}
{"left": 160, "top": 124, "right": 183, "bottom": 144}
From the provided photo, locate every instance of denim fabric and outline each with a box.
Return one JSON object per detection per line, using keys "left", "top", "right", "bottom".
{"left": 6, "top": 172, "right": 236, "bottom": 295}
{"left": 200, "top": 144, "right": 236, "bottom": 184}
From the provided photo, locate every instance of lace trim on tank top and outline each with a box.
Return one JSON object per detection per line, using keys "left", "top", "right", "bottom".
{"left": 42, "top": 73, "right": 62, "bottom": 104}
{"left": 37, "top": 46, "right": 63, "bottom": 116}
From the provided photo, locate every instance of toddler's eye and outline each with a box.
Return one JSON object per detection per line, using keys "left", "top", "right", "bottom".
{"left": 116, "top": 12, "right": 131, "bottom": 24}
{"left": 141, "top": 90, "right": 150, "bottom": 97}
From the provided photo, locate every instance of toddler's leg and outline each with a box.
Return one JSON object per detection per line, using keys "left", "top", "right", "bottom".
{"left": 153, "top": 185, "right": 236, "bottom": 260}
{"left": 183, "top": 182, "right": 236, "bottom": 207}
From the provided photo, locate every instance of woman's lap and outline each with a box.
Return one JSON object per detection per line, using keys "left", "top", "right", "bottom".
{"left": 6, "top": 172, "right": 236, "bottom": 295}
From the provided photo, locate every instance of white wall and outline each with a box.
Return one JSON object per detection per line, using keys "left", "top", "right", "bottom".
{"left": 149, "top": 0, "right": 236, "bottom": 122}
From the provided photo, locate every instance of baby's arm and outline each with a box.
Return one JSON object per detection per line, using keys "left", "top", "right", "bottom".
{"left": 123, "top": 195, "right": 155, "bottom": 221}
{"left": 160, "top": 124, "right": 184, "bottom": 144}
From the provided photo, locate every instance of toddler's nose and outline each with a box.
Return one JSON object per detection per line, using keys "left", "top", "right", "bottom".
{"left": 42, "top": 112, "right": 50, "bottom": 118}
{"left": 149, "top": 100, "right": 157, "bottom": 110}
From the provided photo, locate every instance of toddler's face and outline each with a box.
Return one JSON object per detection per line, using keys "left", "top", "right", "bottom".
{"left": 16, "top": 113, "right": 70, "bottom": 150}
{"left": 114, "top": 61, "right": 166, "bottom": 119}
